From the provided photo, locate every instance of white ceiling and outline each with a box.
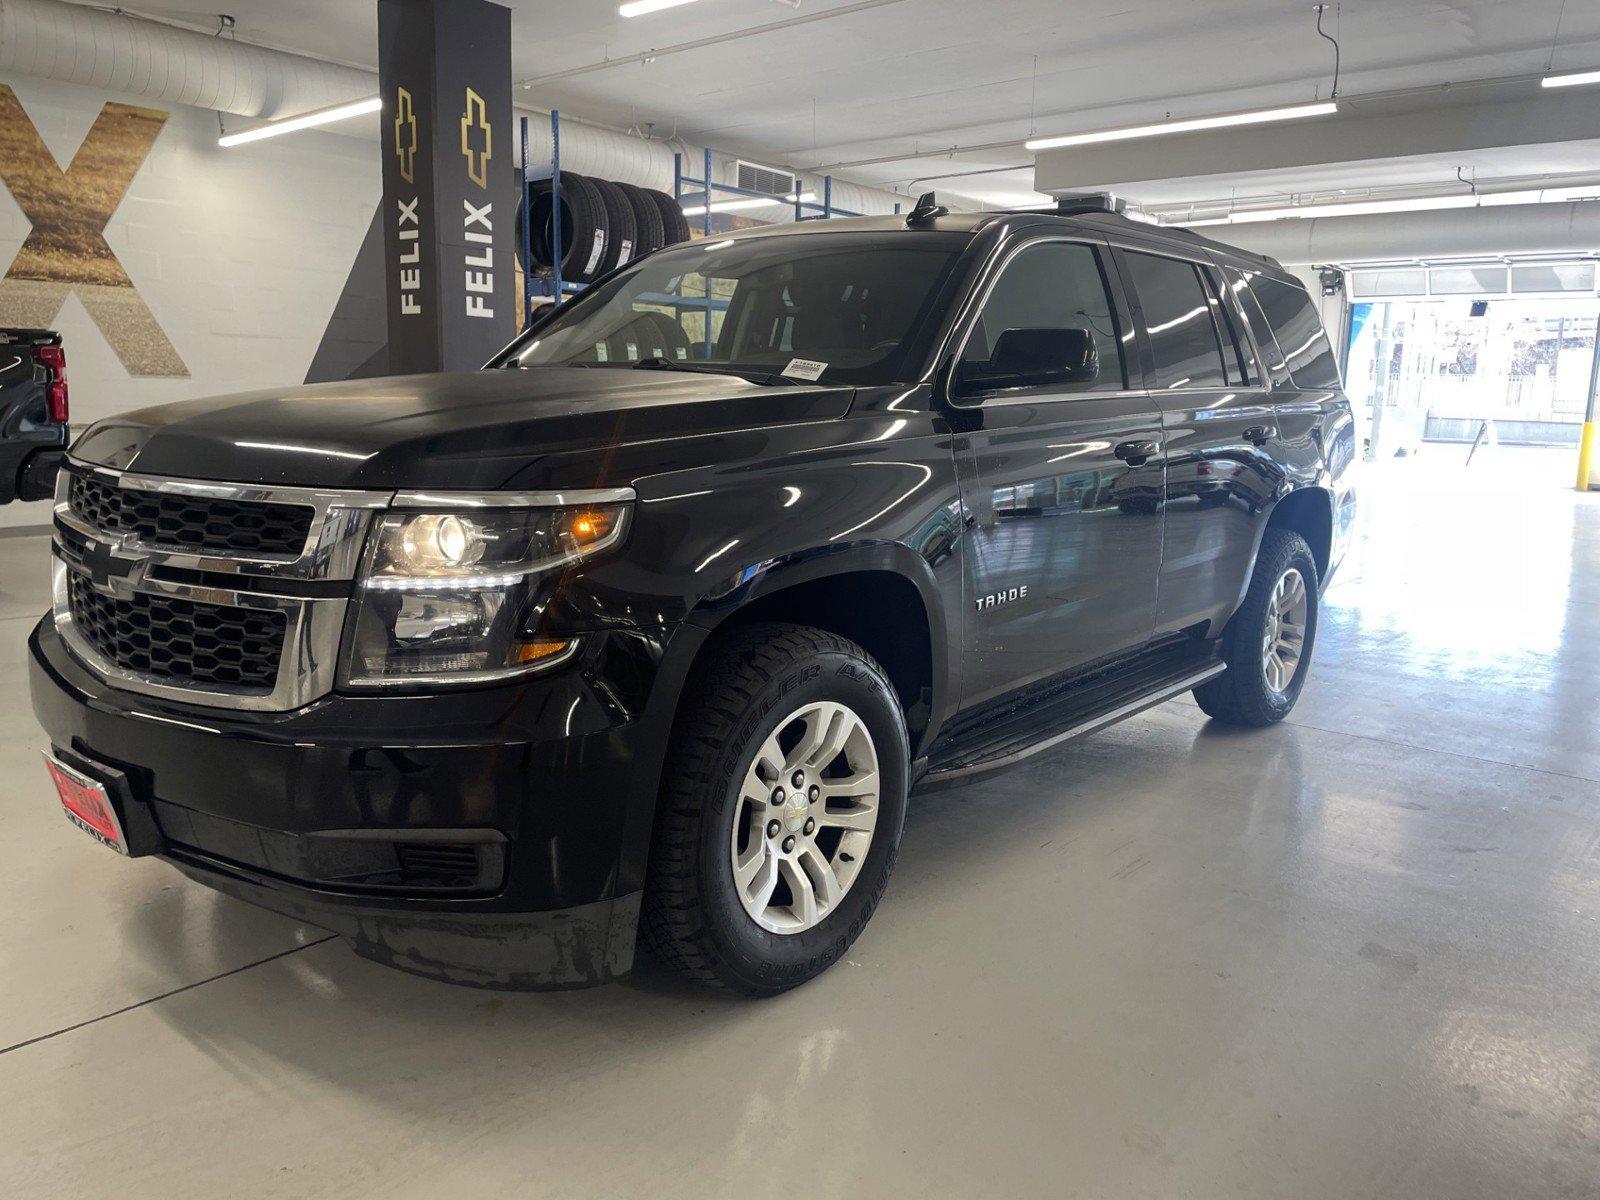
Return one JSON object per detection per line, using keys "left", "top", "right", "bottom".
{"left": 126, "top": 0, "right": 1600, "bottom": 208}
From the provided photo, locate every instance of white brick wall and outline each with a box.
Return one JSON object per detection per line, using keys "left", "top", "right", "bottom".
{"left": 0, "top": 75, "right": 380, "bottom": 528}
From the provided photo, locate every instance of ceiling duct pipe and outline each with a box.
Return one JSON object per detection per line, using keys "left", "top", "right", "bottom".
{"left": 0, "top": 0, "right": 373, "bottom": 119}
{"left": 516, "top": 114, "right": 910, "bottom": 213}
{"left": 516, "top": 112, "right": 681, "bottom": 193}
{"left": 0, "top": 0, "right": 917, "bottom": 211}
{"left": 1216, "top": 200, "right": 1600, "bottom": 265}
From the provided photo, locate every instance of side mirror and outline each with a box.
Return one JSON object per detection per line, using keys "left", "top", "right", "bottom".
{"left": 955, "top": 326, "right": 1099, "bottom": 394}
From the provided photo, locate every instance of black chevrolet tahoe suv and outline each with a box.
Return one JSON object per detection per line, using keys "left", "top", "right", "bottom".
{"left": 29, "top": 203, "right": 1357, "bottom": 995}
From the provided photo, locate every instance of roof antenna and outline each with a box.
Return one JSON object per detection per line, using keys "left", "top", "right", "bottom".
{"left": 906, "top": 190, "right": 947, "bottom": 227}
{"left": 1314, "top": 4, "right": 1341, "bottom": 99}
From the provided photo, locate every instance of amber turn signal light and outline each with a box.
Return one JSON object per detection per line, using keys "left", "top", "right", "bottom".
{"left": 509, "top": 639, "right": 572, "bottom": 665}
{"left": 565, "top": 510, "right": 615, "bottom": 545}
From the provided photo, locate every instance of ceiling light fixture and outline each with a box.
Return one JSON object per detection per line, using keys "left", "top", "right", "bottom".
{"left": 1217, "top": 194, "right": 1478, "bottom": 224}
{"left": 218, "top": 96, "right": 382, "bottom": 147}
{"left": 1542, "top": 68, "right": 1600, "bottom": 88}
{"left": 680, "top": 191, "right": 817, "bottom": 216}
{"left": 619, "top": 0, "right": 703, "bottom": 17}
{"left": 1176, "top": 185, "right": 1600, "bottom": 226}
{"left": 1024, "top": 101, "right": 1338, "bottom": 152}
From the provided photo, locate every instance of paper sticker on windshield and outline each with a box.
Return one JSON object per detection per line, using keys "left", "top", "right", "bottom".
{"left": 782, "top": 358, "right": 829, "bottom": 382}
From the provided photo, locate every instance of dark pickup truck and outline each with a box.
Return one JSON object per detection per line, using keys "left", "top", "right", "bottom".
{"left": 28, "top": 201, "right": 1357, "bottom": 995}
{"left": 1, "top": 327, "right": 69, "bottom": 504}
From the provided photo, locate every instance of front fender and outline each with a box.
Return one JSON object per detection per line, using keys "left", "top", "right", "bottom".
{"left": 599, "top": 421, "right": 965, "bottom": 898}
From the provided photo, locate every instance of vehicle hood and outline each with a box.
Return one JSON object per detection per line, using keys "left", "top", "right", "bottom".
{"left": 71, "top": 368, "right": 855, "bottom": 491}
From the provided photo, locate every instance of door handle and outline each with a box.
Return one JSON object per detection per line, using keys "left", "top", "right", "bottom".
{"left": 1114, "top": 439, "right": 1159, "bottom": 465}
{"left": 1243, "top": 424, "right": 1277, "bottom": 446}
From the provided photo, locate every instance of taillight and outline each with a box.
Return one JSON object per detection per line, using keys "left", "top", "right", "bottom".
{"left": 35, "top": 344, "right": 68, "bottom": 423}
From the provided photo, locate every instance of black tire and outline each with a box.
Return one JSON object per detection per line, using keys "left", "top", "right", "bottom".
{"left": 618, "top": 181, "right": 665, "bottom": 256}
{"left": 640, "top": 623, "right": 909, "bottom": 997}
{"left": 645, "top": 187, "right": 692, "bottom": 245}
{"left": 1194, "top": 528, "right": 1319, "bottom": 726}
{"left": 588, "top": 178, "right": 640, "bottom": 276}
{"left": 528, "top": 173, "right": 608, "bottom": 282}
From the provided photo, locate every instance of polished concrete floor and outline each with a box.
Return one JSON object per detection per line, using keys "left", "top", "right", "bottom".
{"left": 2, "top": 445, "right": 1598, "bottom": 1199}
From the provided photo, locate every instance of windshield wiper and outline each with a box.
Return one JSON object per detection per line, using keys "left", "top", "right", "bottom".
{"left": 633, "top": 357, "right": 803, "bottom": 387}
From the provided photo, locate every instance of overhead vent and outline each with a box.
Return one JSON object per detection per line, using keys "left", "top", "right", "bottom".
{"left": 736, "top": 160, "right": 798, "bottom": 197}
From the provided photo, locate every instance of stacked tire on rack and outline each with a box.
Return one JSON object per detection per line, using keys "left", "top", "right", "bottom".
{"left": 525, "top": 174, "right": 692, "bottom": 284}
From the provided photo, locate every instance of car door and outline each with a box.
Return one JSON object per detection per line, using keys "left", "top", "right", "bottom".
{"left": 1112, "top": 245, "right": 1283, "bottom": 636}
{"left": 948, "top": 236, "right": 1166, "bottom": 710}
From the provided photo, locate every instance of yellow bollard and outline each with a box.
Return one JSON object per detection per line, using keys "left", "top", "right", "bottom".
{"left": 1579, "top": 421, "right": 1598, "bottom": 492}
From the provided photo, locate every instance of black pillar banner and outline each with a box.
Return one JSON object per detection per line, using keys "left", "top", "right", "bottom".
{"left": 378, "top": 0, "right": 516, "bottom": 374}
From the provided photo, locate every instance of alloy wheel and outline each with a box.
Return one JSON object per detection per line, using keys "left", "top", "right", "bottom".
{"left": 1261, "top": 567, "right": 1309, "bottom": 693}
{"left": 728, "top": 700, "right": 881, "bottom": 935}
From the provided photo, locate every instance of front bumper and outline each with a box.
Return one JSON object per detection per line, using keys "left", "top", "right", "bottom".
{"left": 170, "top": 852, "right": 641, "bottom": 990}
{"left": 29, "top": 614, "right": 686, "bottom": 989}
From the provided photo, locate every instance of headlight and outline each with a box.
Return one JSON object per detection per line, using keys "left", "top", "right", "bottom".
{"left": 341, "top": 502, "right": 630, "bottom": 687}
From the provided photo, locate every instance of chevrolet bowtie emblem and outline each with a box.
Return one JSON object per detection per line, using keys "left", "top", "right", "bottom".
{"left": 84, "top": 540, "right": 146, "bottom": 599}
{"left": 460, "top": 88, "right": 492, "bottom": 189}
{"left": 394, "top": 87, "right": 418, "bottom": 184}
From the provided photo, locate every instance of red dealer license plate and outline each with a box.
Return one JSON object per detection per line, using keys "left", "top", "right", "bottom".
{"left": 44, "top": 752, "right": 128, "bottom": 854}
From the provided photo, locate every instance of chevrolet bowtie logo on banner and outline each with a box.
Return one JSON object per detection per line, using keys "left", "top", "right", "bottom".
{"left": 394, "top": 87, "right": 418, "bottom": 184}
{"left": 460, "top": 88, "right": 492, "bottom": 190}
{"left": 379, "top": 0, "right": 512, "bottom": 373}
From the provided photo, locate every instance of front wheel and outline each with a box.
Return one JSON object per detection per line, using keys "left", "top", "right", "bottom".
{"left": 640, "top": 623, "right": 909, "bottom": 996}
{"left": 1194, "top": 529, "right": 1319, "bottom": 726}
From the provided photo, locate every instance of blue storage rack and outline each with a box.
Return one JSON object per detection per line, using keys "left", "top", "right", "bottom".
{"left": 672, "top": 148, "right": 870, "bottom": 231}
{"left": 518, "top": 111, "right": 585, "bottom": 328}
{"left": 518, "top": 112, "right": 899, "bottom": 334}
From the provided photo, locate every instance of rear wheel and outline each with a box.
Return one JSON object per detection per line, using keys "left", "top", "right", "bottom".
{"left": 640, "top": 623, "right": 908, "bottom": 996}
{"left": 1194, "top": 528, "right": 1319, "bottom": 726}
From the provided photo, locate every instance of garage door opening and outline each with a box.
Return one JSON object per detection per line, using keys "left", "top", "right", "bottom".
{"left": 1345, "top": 274, "right": 1600, "bottom": 489}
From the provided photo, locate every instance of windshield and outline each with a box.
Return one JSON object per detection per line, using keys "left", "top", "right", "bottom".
{"left": 500, "top": 231, "right": 970, "bottom": 386}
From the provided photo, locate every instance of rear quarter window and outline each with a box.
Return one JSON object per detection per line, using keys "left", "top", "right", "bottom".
{"left": 1247, "top": 275, "right": 1342, "bottom": 391}
{"left": 1121, "top": 251, "right": 1230, "bottom": 390}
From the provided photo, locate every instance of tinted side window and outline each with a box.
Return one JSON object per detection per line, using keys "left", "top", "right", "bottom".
{"left": 1250, "top": 276, "right": 1342, "bottom": 390}
{"left": 1199, "top": 265, "right": 1253, "bottom": 386}
{"left": 1226, "top": 266, "right": 1291, "bottom": 388}
{"left": 962, "top": 241, "right": 1126, "bottom": 392}
{"left": 1122, "top": 252, "right": 1228, "bottom": 389}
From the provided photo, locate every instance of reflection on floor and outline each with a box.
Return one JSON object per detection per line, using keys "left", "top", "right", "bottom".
{"left": 1, "top": 444, "right": 1597, "bottom": 1199}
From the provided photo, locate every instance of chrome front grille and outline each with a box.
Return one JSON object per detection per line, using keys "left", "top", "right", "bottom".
{"left": 51, "top": 461, "right": 393, "bottom": 712}
{"left": 67, "top": 469, "right": 315, "bottom": 557}
{"left": 66, "top": 571, "right": 287, "bottom": 689}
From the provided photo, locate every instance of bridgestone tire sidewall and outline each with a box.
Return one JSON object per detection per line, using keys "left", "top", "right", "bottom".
{"left": 620, "top": 182, "right": 665, "bottom": 256}
{"left": 560, "top": 174, "right": 609, "bottom": 282}
{"left": 647, "top": 187, "right": 692, "bottom": 246}
{"left": 588, "top": 177, "right": 639, "bottom": 276}
{"left": 698, "top": 653, "right": 908, "bottom": 991}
